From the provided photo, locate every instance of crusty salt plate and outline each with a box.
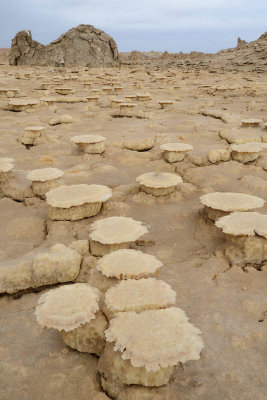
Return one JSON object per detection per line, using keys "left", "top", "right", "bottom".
{"left": 215, "top": 211, "right": 267, "bottom": 238}
{"left": 200, "top": 192, "right": 265, "bottom": 212}
{"left": 96, "top": 249, "right": 163, "bottom": 279}
{"left": 35, "top": 283, "right": 100, "bottom": 331}
{"left": 90, "top": 216, "right": 148, "bottom": 244}
{"left": 104, "top": 278, "right": 176, "bottom": 313}
{"left": 105, "top": 307, "right": 204, "bottom": 371}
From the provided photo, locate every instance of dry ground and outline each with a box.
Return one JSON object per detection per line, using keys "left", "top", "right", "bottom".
{"left": 0, "top": 64, "right": 266, "bottom": 400}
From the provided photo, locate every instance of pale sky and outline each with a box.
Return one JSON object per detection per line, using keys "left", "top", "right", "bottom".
{"left": 1, "top": 0, "right": 266, "bottom": 52}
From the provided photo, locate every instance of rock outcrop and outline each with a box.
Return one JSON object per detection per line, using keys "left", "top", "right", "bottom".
{"left": 9, "top": 24, "right": 119, "bottom": 67}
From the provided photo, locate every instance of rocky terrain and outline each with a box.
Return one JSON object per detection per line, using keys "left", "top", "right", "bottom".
{"left": 9, "top": 25, "right": 119, "bottom": 67}
{"left": 0, "top": 30, "right": 266, "bottom": 400}
{"left": 120, "top": 32, "right": 267, "bottom": 73}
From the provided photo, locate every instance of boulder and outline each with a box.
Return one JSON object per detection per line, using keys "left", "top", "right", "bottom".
{"left": 9, "top": 25, "right": 119, "bottom": 67}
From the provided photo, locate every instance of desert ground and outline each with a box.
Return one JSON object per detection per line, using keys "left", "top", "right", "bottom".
{"left": 0, "top": 49, "right": 266, "bottom": 400}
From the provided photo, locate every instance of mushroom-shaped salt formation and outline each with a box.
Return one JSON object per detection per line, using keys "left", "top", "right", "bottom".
{"left": 231, "top": 143, "right": 266, "bottom": 163}
{"left": 137, "top": 93, "right": 151, "bottom": 101}
{"left": 103, "top": 278, "right": 176, "bottom": 320}
{"left": 200, "top": 192, "right": 265, "bottom": 222}
{"left": 55, "top": 87, "right": 73, "bottom": 95}
{"left": 71, "top": 134, "right": 106, "bottom": 154}
{"left": 88, "top": 249, "right": 163, "bottom": 293}
{"left": 27, "top": 168, "right": 64, "bottom": 199}
{"left": 98, "top": 308, "right": 203, "bottom": 398}
{"left": 86, "top": 95, "right": 99, "bottom": 104}
{"left": 158, "top": 100, "right": 174, "bottom": 109}
{"left": 102, "top": 87, "right": 113, "bottom": 94}
{"left": 119, "top": 103, "right": 137, "bottom": 111}
{"left": 35, "top": 283, "right": 107, "bottom": 355}
{"left": 0, "top": 88, "right": 19, "bottom": 98}
{"left": 136, "top": 172, "right": 182, "bottom": 196}
{"left": 20, "top": 126, "right": 45, "bottom": 146}
{"left": 89, "top": 217, "right": 148, "bottom": 256}
{"left": 160, "top": 143, "right": 193, "bottom": 163}
{"left": 0, "top": 162, "right": 14, "bottom": 186}
{"left": 46, "top": 184, "right": 112, "bottom": 221}
{"left": 8, "top": 98, "right": 39, "bottom": 112}
{"left": 97, "top": 249, "right": 162, "bottom": 279}
{"left": 215, "top": 212, "right": 267, "bottom": 266}
{"left": 114, "top": 86, "right": 123, "bottom": 93}
{"left": 241, "top": 119, "right": 262, "bottom": 127}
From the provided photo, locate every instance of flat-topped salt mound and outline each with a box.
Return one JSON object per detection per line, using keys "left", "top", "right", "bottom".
{"left": 136, "top": 172, "right": 182, "bottom": 188}
{"left": 104, "top": 278, "right": 176, "bottom": 314}
{"left": 231, "top": 143, "right": 267, "bottom": 153}
{"left": 90, "top": 217, "right": 148, "bottom": 245}
{"left": 215, "top": 212, "right": 267, "bottom": 238}
{"left": 24, "top": 126, "right": 45, "bottom": 133}
{"left": 200, "top": 192, "right": 265, "bottom": 212}
{"left": 0, "top": 158, "right": 14, "bottom": 163}
{"left": 35, "top": 283, "right": 100, "bottom": 331}
{"left": 46, "top": 184, "right": 112, "bottom": 208}
{"left": 96, "top": 249, "right": 163, "bottom": 279}
{"left": 27, "top": 168, "right": 64, "bottom": 182}
{"left": 160, "top": 143, "right": 193, "bottom": 152}
{"left": 0, "top": 163, "right": 14, "bottom": 173}
{"left": 71, "top": 135, "right": 106, "bottom": 144}
{"left": 105, "top": 307, "right": 204, "bottom": 371}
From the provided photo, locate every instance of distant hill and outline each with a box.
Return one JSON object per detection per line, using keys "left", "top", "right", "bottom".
{"left": 119, "top": 32, "right": 267, "bottom": 73}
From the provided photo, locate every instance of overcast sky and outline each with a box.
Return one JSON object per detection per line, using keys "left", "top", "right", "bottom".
{"left": 1, "top": 0, "right": 266, "bottom": 52}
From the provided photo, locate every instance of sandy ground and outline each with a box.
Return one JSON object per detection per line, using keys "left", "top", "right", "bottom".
{"left": 0, "top": 64, "right": 266, "bottom": 400}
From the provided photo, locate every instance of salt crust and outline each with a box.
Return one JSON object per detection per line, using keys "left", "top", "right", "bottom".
{"left": 46, "top": 184, "right": 112, "bottom": 208}
{"left": 35, "top": 283, "right": 100, "bottom": 331}
{"left": 216, "top": 212, "right": 267, "bottom": 238}
{"left": 104, "top": 278, "right": 176, "bottom": 313}
{"left": 105, "top": 307, "right": 204, "bottom": 371}
{"left": 0, "top": 158, "right": 14, "bottom": 163}
{"left": 24, "top": 126, "right": 45, "bottom": 132}
{"left": 90, "top": 217, "right": 148, "bottom": 244}
{"left": 0, "top": 163, "right": 14, "bottom": 173}
{"left": 96, "top": 249, "right": 163, "bottom": 279}
{"left": 231, "top": 142, "right": 267, "bottom": 153}
{"left": 71, "top": 135, "right": 106, "bottom": 144}
{"left": 136, "top": 172, "right": 182, "bottom": 188}
{"left": 160, "top": 143, "right": 193, "bottom": 152}
{"left": 200, "top": 192, "right": 265, "bottom": 212}
{"left": 27, "top": 168, "right": 64, "bottom": 182}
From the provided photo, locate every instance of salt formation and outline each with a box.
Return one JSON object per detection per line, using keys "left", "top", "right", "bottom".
{"left": 208, "top": 148, "right": 231, "bottom": 164}
{"left": 71, "top": 135, "right": 106, "bottom": 154}
{"left": 231, "top": 142, "right": 267, "bottom": 163}
{"left": 241, "top": 119, "right": 262, "bottom": 127}
{"left": 124, "top": 137, "right": 155, "bottom": 151}
{"left": 200, "top": 192, "right": 265, "bottom": 221}
{"left": 7, "top": 98, "right": 39, "bottom": 111}
{"left": 97, "top": 249, "right": 163, "bottom": 279}
{"left": 215, "top": 212, "right": 267, "bottom": 266}
{"left": 46, "top": 184, "right": 112, "bottom": 221}
{"left": 160, "top": 143, "right": 193, "bottom": 162}
{"left": 55, "top": 87, "right": 73, "bottom": 95}
{"left": 33, "top": 244, "right": 82, "bottom": 285}
{"left": 0, "top": 162, "right": 14, "bottom": 188}
{"left": 98, "top": 308, "right": 204, "bottom": 398}
{"left": 89, "top": 217, "right": 148, "bottom": 256}
{"left": 27, "top": 168, "right": 64, "bottom": 198}
{"left": 158, "top": 100, "right": 174, "bottom": 109}
{"left": 87, "top": 249, "right": 163, "bottom": 293}
{"left": 103, "top": 278, "right": 176, "bottom": 319}
{"left": 136, "top": 172, "right": 183, "bottom": 196}
{"left": 9, "top": 25, "right": 119, "bottom": 67}
{"left": 20, "top": 126, "right": 45, "bottom": 146}
{"left": 35, "top": 283, "right": 107, "bottom": 355}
